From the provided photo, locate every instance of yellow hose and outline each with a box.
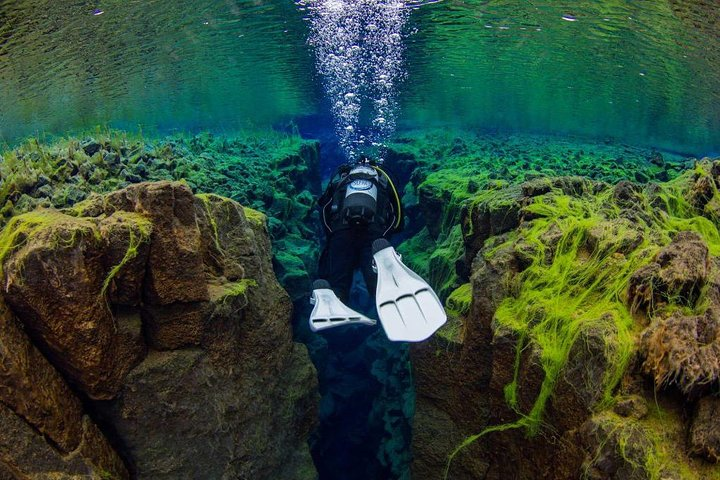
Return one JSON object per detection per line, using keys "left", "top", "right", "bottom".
{"left": 373, "top": 166, "right": 402, "bottom": 229}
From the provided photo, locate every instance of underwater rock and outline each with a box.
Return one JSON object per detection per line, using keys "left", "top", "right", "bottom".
{"left": 689, "top": 173, "right": 716, "bottom": 209}
{"left": 460, "top": 185, "right": 521, "bottom": 266}
{"left": 274, "top": 250, "right": 311, "bottom": 300}
{"left": 0, "top": 299, "right": 83, "bottom": 452}
{"left": 0, "top": 181, "right": 318, "bottom": 479}
{"left": 0, "top": 405, "right": 128, "bottom": 480}
{"left": 103, "top": 151, "right": 120, "bottom": 167}
{"left": 82, "top": 139, "right": 102, "bottom": 157}
{"left": 411, "top": 240, "right": 512, "bottom": 480}
{"left": 141, "top": 302, "right": 210, "bottom": 350}
{"left": 628, "top": 231, "right": 710, "bottom": 313}
{"left": 612, "top": 180, "right": 643, "bottom": 207}
{"left": 580, "top": 412, "right": 670, "bottom": 480}
{"left": 0, "top": 299, "right": 128, "bottom": 479}
{"left": 613, "top": 395, "right": 649, "bottom": 420}
{"left": 586, "top": 219, "right": 644, "bottom": 256}
{"left": 649, "top": 151, "right": 665, "bottom": 167}
{"left": 1, "top": 210, "right": 148, "bottom": 399}
{"left": 689, "top": 396, "right": 720, "bottom": 462}
{"left": 406, "top": 155, "right": 720, "bottom": 479}
{"left": 416, "top": 179, "right": 452, "bottom": 239}
{"left": 0, "top": 132, "right": 322, "bottom": 303}
{"left": 103, "top": 182, "right": 209, "bottom": 305}
{"left": 640, "top": 309, "right": 720, "bottom": 397}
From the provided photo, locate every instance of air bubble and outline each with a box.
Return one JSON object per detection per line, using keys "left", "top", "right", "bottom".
{"left": 304, "top": 0, "right": 409, "bottom": 159}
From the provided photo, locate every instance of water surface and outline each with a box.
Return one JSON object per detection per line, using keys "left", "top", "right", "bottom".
{"left": 1, "top": 0, "right": 718, "bottom": 152}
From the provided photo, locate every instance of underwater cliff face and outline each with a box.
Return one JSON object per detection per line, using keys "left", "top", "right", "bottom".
{"left": 0, "top": 179, "right": 318, "bottom": 479}
{"left": 389, "top": 132, "right": 720, "bottom": 479}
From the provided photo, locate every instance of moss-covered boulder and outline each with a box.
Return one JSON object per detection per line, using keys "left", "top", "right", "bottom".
{"left": 408, "top": 157, "right": 720, "bottom": 479}
{"left": 1, "top": 210, "right": 149, "bottom": 399}
{"left": 0, "top": 181, "right": 318, "bottom": 479}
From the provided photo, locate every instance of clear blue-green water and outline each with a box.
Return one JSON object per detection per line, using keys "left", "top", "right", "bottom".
{"left": 1, "top": 0, "right": 719, "bottom": 155}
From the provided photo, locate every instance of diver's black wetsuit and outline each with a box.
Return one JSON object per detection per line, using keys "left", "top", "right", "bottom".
{"left": 317, "top": 161, "right": 403, "bottom": 303}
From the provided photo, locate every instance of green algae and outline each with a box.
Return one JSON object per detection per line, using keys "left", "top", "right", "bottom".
{"left": 390, "top": 131, "right": 720, "bottom": 479}
{"left": 0, "top": 207, "right": 153, "bottom": 306}
{"left": 386, "top": 130, "right": 689, "bottom": 189}
{"left": 493, "top": 188, "right": 648, "bottom": 432}
{"left": 218, "top": 279, "right": 258, "bottom": 304}
{"left": 427, "top": 225, "right": 465, "bottom": 299}
{"left": 582, "top": 407, "right": 720, "bottom": 480}
{"left": 243, "top": 207, "right": 267, "bottom": 228}
{"left": 397, "top": 227, "right": 434, "bottom": 280}
{"left": 433, "top": 283, "right": 474, "bottom": 344}
{"left": 0, "top": 210, "right": 100, "bottom": 279}
{"left": 196, "top": 193, "right": 224, "bottom": 252}
{"left": 99, "top": 212, "right": 153, "bottom": 300}
{"left": 0, "top": 128, "right": 314, "bottom": 223}
{"left": 394, "top": 130, "right": 688, "bottom": 308}
{"left": 446, "top": 283, "right": 472, "bottom": 320}
{"left": 430, "top": 283, "right": 472, "bottom": 346}
{"left": 0, "top": 129, "right": 320, "bottom": 299}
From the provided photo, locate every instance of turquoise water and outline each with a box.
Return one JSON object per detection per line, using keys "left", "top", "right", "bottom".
{"left": 1, "top": 0, "right": 718, "bottom": 154}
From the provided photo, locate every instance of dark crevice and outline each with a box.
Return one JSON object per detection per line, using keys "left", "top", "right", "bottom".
{"left": 286, "top": 133, "right": 418, "bottom": 479}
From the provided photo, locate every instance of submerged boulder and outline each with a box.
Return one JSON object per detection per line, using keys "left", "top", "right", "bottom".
{"left": 0, "top": 299, "right": 128, "bottom": 479}
{"left": 689, "top": 396, "right": 720, "bottom": 463}
{"left": 0, "top": 181, "right": 318, "bottom": 479}
{"left": 408, "top": 163, "right": 720, "bottom": 480}
{"left": 628, "top": 231, "right": 711, "bottom": 314}
{"left": 102, "top": 181, "right": 209, "bottom": 305}
{"left": 1, "top": 210, "right": 149, "bottom": 399}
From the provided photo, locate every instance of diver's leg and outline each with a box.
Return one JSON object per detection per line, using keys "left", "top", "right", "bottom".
{"left": 318, "top": 229, "right": 355, "bottom": 303}
{"left": 311, "top": 229, "right": 376, "bottom": 333}
{"left": 359, "top": 232, "right": 381, "bottom": 301}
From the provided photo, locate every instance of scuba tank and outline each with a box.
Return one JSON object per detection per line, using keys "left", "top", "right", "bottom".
{"left": 319, "top": 158, "right": 402, "bottom": 234}
{"left": 342, "top": 165, "right": 379, "bottom": 225}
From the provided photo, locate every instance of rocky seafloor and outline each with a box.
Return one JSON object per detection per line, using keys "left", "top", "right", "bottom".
{"left": 0, "top": 129, "right": 718, "bottom": 479}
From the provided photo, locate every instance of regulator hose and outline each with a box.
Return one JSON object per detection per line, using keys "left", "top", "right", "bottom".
{"left": 373, "top": 165, "right": 402, "bottom": 230}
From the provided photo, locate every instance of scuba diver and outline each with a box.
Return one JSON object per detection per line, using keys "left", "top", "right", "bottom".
{"left": 309, "top": 156, "right": 446, "bottom": 342}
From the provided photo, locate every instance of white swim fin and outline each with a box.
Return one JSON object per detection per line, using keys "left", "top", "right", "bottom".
{"left": 372, "top": 239, "right": 447, "bottom": 342}
{"left": 309, "top": 280, "right": 377, "bottom": 332}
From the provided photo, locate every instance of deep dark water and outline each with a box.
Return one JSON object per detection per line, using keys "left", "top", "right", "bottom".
{"left": 296, "top": 313, "right": 413, "bottom": 480}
